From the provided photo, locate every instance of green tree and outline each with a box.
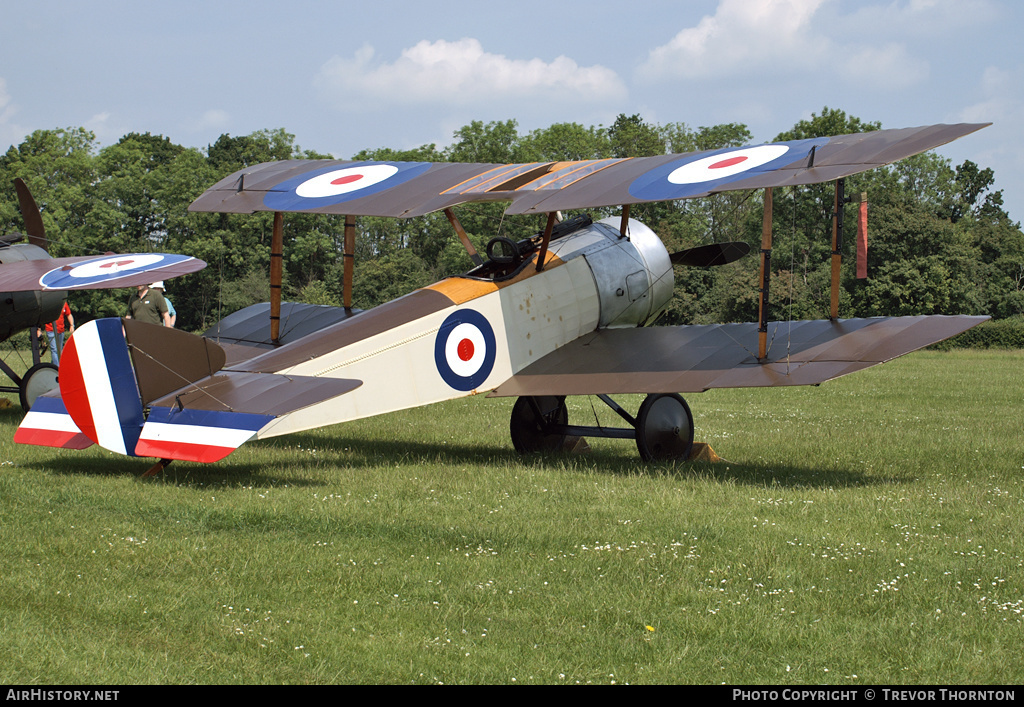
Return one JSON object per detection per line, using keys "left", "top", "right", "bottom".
{"left": 848, "top": 201, "right": 984, "bottom": 316}
{"left": 350, "top": 248, "right": 433, "bottom": 309}
{"left": 207, "top": 128, "right": 302, "bottom": 172}
{"left": 608, "top": 114, "right": 664, "bottom": 158}
{"left": 352, "top": 144, "right": 443, "bottom": 162}
{"left": 93, "top": 133, "right": 186, "bottom": 251}
{"left": 0, "top": 127, "right": 98, "bottom": 257}
{"left": 444, "top": 120, "right": 522, "bottom": 164}
{"left": 519, "top": 123, "right": 610, "bottom": 162}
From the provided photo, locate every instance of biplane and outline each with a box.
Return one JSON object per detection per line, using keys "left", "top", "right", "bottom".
{"left": 15, "top": 123, "right": 990, "bottom": 471}
{"left": 1, "top": 178, "right": 206, "bottom": 409}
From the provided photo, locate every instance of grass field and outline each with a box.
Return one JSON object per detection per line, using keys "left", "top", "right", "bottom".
{"left": 0, "top": 349, "right": 1021, "bottom": 685}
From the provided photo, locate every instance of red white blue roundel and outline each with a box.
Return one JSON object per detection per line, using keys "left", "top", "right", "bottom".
{"left": 39, "top": 253, "right": 194, "bottom": 290}
{"left": 264, "top": 161, "right": 432, "bottom": 211}
{"left": 629, "top": 136, "right": 830, "bottom": 201}
{"left": 434, "top": 309, "right": 496, "bottom": 391}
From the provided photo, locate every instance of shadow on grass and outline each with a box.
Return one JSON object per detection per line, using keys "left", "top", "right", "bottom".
{"left": 4, "top": 402, "right": 906, "bottom": 491}
{"left": 253, "top": 431, "right": 908, "bottom": 491}
{"left": 22, "top": 453, "right": 323, "bottom": 488}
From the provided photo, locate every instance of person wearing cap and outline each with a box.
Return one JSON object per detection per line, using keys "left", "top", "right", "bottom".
{"left": 126, "top": 282, "right": 171, "bottom": 327}
{"left": 150, "top": 282, "right": 176, "bottom": 327}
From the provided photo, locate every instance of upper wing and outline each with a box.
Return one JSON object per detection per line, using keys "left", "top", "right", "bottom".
{"left": 489, "top": 315, "right": 989, "bottom": 397}
{"left": 188, "top": 124, "right": 988, "bottom": 218}
{"left": 1, "top": 252, "right": 206, "bottom": 292}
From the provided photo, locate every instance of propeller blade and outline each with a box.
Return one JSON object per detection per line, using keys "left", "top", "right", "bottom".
{"left": 670, "top": 241, "right": 750, "bottom": 267}
{"left": 14, "top": 178, "right": 47, "bottom": 252}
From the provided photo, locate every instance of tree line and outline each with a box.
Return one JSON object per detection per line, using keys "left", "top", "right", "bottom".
{"left": 1, "top": 107, "right": 1021, "bottom": 335}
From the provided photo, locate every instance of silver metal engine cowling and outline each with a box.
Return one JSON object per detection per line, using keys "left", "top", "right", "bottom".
{"left": 548, "top": 217, "right": 673, "bottom": 328}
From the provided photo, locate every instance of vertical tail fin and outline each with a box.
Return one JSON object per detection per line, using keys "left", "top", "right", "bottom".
{"left": 60, "top": 318, "right": 145, "bottom": 456}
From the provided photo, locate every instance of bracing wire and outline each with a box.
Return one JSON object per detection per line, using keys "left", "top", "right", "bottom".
{"left": 126, "top": 343, "right": 236, "bottom": 412}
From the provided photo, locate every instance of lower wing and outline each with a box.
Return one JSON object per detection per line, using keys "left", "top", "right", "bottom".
{"left": 490, "top": 315, "right": 987, "bottom": 396}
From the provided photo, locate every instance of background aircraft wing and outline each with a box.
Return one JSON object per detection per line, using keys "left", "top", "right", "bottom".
{"left": 1, "top": 252, "right": 205, "bottom": 291}
{"left": 188, "top": 123, "right": 988, "bottom": 218}
{"left": 489, "top": 315, "right": 988, "bottom": 397}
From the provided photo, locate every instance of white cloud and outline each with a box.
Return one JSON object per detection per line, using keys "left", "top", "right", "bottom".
{"left": 636, "top": 0, "right": 949, "bottom": 94}
{"left": 843, "top": 0, "right": 998, "bottom": 36}
{"left": 84, "top": 112, "right": 113, "bottom": 138}
{"left": 637, "top": 0, "right": 830, "bottom": 80}
{"left": 0, "top": 76, "right": 24, "bottom": 148}
{"left": 958, "top": 66, "right": 1024, "bottom": 130}
{"left": 314, "top": 38, "right": 626, "bottom": 109}
{"left": 839, "top": 43, "right": 929, "bottom": 89}
{"left": 184, "top": 108, "right": 231, "bottom": 134}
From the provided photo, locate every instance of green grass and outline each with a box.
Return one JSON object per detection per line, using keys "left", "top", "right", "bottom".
{"left": 0, "top": 349, "right": 1021, "bottom": 684}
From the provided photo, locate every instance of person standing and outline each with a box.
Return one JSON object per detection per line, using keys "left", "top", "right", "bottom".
{"left": 126, "top": 283, "right": 171, "bottom": 327}
{"left": 150, "top": 282, "right": 176, "bottom": 327}
{"left": 36, "top": 301, "right": 74, "bottom": 365}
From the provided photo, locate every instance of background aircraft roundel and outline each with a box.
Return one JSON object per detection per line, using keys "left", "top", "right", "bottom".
{"left": 434, "top": 309, "right": 496, "bottom": 392}
{"left": 628, "top": 136, "right": 830, "bottom": 201}
{"left": 263, "top": 161, "right": 432, "bottom": 211}
{"left": 37, "top": 252, "right": 198, "bottom": 290}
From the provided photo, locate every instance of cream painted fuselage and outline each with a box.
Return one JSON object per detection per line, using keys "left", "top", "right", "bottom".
{"left": 254, "top": 217, "right": 673, "bottom": 439}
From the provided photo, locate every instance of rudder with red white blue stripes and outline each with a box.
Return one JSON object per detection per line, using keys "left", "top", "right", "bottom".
{"left": 59, "top": 318, "right": 145, "bottom": 456}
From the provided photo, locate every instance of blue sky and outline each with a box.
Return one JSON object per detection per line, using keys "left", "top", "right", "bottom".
{"left": 2, "top": 0, "right": 1021, "bottom": 219}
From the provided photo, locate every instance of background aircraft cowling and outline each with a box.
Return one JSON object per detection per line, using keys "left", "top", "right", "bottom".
{"left": 0, "top": 239, "right": 66, "bottom": 342}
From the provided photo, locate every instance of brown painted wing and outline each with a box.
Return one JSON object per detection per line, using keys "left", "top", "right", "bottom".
{"left": 1, "top": 253, "right": 206, "bottom": 291}
{"left": 489, "top": 315, "right": 989, "bottom": 396}
{"left": 188, "top": 123, "right": 989, "bottom": 218}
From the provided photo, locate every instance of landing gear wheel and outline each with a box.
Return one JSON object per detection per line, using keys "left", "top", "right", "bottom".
{"left": 510, "top": 395, "right": 568, "bottom": 454}
{"left": 19, "top": 362, "right": 59, "bottom": 411}
{"left": 635, "top": 393, "right": 694, "bottom": 462}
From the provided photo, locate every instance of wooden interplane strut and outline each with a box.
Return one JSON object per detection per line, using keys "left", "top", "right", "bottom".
{"left": 830, "top": 179, "right": 848, "bottom": 320}
{"left": 757, "top": 188, "right": 773, "bottom": 361}
{"left": 536, "top": 212, "right": 558, "bottom": 272}
{"left": 343, "top": 215, "right": 356, "bottom": 310}
{"left": 270, "top": 211, "right": 284, "bottom": 343}
{"left": 444, "top": 209, "right": 483, "bottom": 267}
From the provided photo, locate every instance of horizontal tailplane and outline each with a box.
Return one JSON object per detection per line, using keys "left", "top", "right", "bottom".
{"left": 135, "top": 407, "right": 275, "bottom": 463}
{"left": 25, "top": 318, "right": 361, "bottom": 463}
{"left": 14, "top": 394, "right": 94, "bottom": 449}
